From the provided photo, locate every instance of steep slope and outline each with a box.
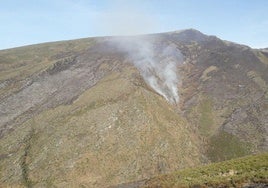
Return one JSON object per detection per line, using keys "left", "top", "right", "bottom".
{"left": 171, "top": 31, "right": 268, "bottom": 160}
{"left": 0, "top": 29, "right": 267, "bottom": 187}
{"left": 0, "top": 66, "right": 200, "bottom": 187}
{"left": 0, "top": 35, "right": 201, "bottom": 187}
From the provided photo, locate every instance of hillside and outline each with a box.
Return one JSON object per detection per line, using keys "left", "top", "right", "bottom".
{"left": 0, "top": 29, "right": 267, "bottom": 187}
{"left": 113, "top": 153, "right": 268, "bottom": 188}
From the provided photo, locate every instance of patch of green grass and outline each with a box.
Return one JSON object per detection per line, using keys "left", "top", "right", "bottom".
{"left": 198, "top": 99, "right": 214, "bottom": 136}
{"left": 143, "top": 153, "right": 268, "bottom": 188}
{"left": 207, "top": 131, "right": 251, "bottom": 162}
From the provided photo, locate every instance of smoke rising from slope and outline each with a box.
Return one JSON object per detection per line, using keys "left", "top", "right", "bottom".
{"left": 110, "top": 36, "right": 183, "bottom": 104}
{"left": 98, "top": 1, "right": 183, "bottom": 104}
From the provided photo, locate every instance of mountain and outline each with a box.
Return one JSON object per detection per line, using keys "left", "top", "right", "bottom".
{"left": 0, "top": 29, "right": 267, "bottom": 187}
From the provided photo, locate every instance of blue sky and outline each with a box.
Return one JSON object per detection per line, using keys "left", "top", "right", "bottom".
{"left": 1, "top": 0, "right": 268, "bottom": 50}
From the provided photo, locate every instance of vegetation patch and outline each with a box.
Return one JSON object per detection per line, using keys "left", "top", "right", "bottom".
{"left": 143, "top": 153, "right": 268, "bottom": 188}
{"left": 247, "top": 71, "right": 267, "bottom": 92}
{"left": 198, "top": 99, "right": 214, "bottom": 137}
{"left": 20, "top": 129, "right": 35, "bottom": 188}
{"left": 200, "top": 65, "right": 219, "bottom": 82}
{"left": 207, "top": 131, "right": 251, "bottom": 162}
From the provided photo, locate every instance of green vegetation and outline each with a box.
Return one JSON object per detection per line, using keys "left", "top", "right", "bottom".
{"left": 198, "top": 99, "right": 214, "bottom": 137}
{"left": 143, "top": 153, "right": 268, "bottom": 188}
{"left": 208, "top": 131, "right": 251, "bottom": 162}
{"left": 21, "top": 129, "right": 34, "bottom": 188}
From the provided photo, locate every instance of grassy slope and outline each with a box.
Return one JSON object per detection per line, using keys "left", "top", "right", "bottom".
{"left": 1, "top": 33, "right": 267, "bottom": 187}
{"left": 0, "top": 38, "right": 95, "bottom": 80}
{"left": 0, "top": 66, "right": 200, "bottom": 187}
{"left": 0, "top": 38, "right": 95, "bottom": 98}
{"left": 143, "top": 153, "right": 268, "bottom": 188}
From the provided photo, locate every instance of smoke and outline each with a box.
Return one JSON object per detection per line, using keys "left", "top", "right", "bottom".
{"left": 96, "top": 1, "right": 184, "bottom": 104}
{"left": 110, "top": 36, "right": 183, "bottom": 104}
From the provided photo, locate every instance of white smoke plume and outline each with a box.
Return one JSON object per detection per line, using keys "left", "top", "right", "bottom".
{"left": 96, "top": 0, "right": 184, "bottom": 104}
{"left": 110, "top": 36, "right": 184, "bottom": 104}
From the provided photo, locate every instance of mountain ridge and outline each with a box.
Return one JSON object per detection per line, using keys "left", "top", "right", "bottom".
{"left": 0, "top": 29, "right": 251, "bottom": 51}
{"left": 0, "top": 29, "right": 267, "bottom": 187}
